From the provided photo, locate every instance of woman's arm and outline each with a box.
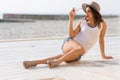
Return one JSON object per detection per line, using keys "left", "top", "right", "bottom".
{"left": 99, "top": 21, "right": 113, "bottom": 59}
{"left": 68, "top": 9, "right": 81, "bottom": 38}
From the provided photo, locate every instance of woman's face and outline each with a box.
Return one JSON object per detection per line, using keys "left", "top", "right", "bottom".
{"left": 85, "top": 7, "right": 94, "bottom": 22}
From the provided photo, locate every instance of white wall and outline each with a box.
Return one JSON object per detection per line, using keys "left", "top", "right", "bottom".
{"left": 0, "top": 0, "right": 120, "bottom": 15}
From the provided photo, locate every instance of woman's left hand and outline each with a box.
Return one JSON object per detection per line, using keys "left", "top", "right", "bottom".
{"left": 102, "top": 55, "right": 113, "bottom": 59}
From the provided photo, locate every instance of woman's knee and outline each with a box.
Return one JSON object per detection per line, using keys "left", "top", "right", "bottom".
{"left": 75, "top": 46, "right": 85, "bottom": 54}
{"left": 62, "top": 40, "right": 85, "bottom": 54}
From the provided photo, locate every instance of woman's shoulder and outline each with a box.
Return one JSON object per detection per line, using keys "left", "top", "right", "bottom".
{"left": 80, "top": 20, "right": 87, "bottom": 26}
{"left": 100, "top": 20, "right": 106, "bottom": 25}
{"left": 76, "top": 20, "right": 85, "bottom": 27}
{"left": 99, "top": 20, "right": 106, "bottom": 30}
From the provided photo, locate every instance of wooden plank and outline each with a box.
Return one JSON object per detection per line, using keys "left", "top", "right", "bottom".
{"left": 0, "top": 37, "right": 120, "bottom": 80}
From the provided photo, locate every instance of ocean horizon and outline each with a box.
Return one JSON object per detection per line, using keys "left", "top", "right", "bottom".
{"left": 0, "top": 16, "right": 120, "bottom": 40}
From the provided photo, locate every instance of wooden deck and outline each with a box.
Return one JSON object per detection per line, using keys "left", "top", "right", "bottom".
{"left": 0, "top": 37, "right": 120, "bottom": 80}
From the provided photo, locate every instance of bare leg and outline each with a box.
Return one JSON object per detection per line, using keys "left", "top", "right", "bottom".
{"left": 47, "top": 40, "right": 85, "bottom": 68}
{"left": 23, "top": 40, "right": 85, "bottom": 68}
{"left": 58, "top": 48, "right": 85, "bottom": 64}
{"left": 33, "top": 54, "right": 63, "bottom": 64}
{"left": 47, "top": 48, "right": 85, "bottom": 68}
{"left": 23, "top": 54, "right": 63, "bottom": 69}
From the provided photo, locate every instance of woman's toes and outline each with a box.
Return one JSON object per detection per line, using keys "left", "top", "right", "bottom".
{"left": 23, "top": 61, "right": 28, "bottom": 69}
{"left": 47, "top": 61, "right": 51, "bottom": 68}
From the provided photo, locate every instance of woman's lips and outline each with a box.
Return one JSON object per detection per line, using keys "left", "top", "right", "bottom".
{"left": 85, "top": 15, "right": 89, "bottom": 21}
{"left": 86, "top": 15, "right": 89, "bottom": 18}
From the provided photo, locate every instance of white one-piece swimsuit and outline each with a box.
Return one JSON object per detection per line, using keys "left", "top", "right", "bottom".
{"left": 73, "top": 21, "right": 102, "bottom": 52}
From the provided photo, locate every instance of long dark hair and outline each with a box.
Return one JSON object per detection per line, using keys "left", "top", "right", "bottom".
{"left": 88, "top": 6, "right": 103, "bottom": 26}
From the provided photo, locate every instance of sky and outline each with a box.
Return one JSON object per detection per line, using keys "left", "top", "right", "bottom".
{"left": 0, "top": 0, "right": 120, "bottom": 15}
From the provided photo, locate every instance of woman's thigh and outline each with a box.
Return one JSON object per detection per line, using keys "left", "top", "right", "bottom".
{"left": 62, "top": 40, "right": 85, "bottom": 54}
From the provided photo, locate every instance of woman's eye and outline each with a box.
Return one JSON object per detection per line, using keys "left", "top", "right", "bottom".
{"left": 88, "top": 10, "right": 91, "bottom": 12}
{"left": 85, "top": 9, "right": 91, "bottom": 13}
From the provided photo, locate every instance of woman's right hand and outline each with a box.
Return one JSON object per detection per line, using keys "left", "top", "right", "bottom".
{"left": 69, "top": 8, "right": 76, "bottom": 21}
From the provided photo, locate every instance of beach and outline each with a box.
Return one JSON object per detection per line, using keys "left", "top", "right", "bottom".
{"left": 0, "top": 16, "right": 120, "bottom": 40}
{"left": 0, "top": 16, "right": 120, "bottom": 80}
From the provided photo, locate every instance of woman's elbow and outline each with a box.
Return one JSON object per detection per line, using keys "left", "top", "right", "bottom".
{"left": 69, "top": 35, "right": 74, "bottom": 38}
{"left": 69, "top": 33, "right": 75, "bottom": 38}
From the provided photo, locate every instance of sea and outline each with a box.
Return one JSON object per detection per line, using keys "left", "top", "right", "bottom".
{"left": 0, "top": 16, "right": 120, "bottom": 40}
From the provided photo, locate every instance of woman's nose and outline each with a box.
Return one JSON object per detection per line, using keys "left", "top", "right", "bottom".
{"left": 86, "top": 11, "right": 89, "bottom": 14}
{"left": 86, "top": 13, "right": 88, "bottom": 16}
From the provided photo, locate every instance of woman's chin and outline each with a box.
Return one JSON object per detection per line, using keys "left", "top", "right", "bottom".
{"left": 86, "top": 20, "right": 90, "bottom": 23}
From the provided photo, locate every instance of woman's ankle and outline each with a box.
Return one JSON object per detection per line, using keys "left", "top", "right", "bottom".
{"left": 34, "top": 60, "right": 47, "bottom": 64}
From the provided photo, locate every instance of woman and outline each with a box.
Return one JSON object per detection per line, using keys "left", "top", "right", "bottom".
{"left": 23, "top": 1, "right": 113, "bottom": 69}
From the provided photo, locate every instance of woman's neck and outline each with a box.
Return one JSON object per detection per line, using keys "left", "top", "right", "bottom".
{"left": 87, "top": 21, "right": 97, "bottom": 28}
